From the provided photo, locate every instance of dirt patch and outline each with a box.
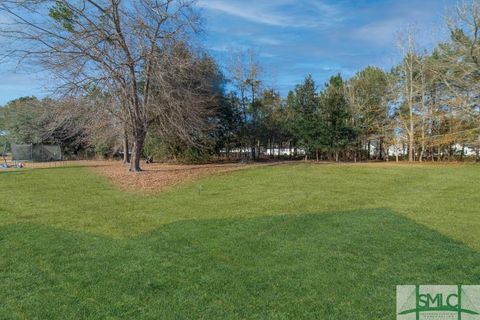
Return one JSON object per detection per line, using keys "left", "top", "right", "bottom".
{"left": 3, "top": 159, "right": 273, "bottom": 192}
{"left": 5, "top": 160, "right": 255, "bottom": 192}
{"left": 11, "top": 159, "right": 470, "bottom": 192}
{"left": 89, "top": 161, "right": 254, "bottom": 193}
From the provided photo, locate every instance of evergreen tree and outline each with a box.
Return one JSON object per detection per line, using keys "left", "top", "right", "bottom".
{"left": 286, "top": 75, "right": 323, "bottom": 159}
{"left": 319, "top": 75, "right": 357, "bottom": 161}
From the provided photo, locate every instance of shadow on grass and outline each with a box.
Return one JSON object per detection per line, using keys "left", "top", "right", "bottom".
{"left": 0, "top": 170, "right": 27, "bottom": 175}
{"left": 1, "top": 209, "right": 479, "bottom": 319}
{"left": 0, "top": 166, "right": 88, "bottom": 174}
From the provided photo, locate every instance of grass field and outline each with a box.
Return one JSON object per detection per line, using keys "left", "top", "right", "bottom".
{"left": 1, "top": 163, "right": 480, "bottom": 319}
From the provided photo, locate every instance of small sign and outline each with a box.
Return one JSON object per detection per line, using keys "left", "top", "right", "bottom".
{"left": 397, "top": 285, "right": 480, "bottom": 319}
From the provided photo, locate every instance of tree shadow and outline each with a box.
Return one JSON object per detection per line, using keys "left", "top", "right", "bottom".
{"left": 0, "top": 170, "right": 27, "bottom": 175}
{"left": 1, "top": 209, "right": 479, "bottom": 319}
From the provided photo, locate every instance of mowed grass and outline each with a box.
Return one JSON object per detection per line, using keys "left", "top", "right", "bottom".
{"left": 0, "top": 163, "right": 479, "bottom": 319}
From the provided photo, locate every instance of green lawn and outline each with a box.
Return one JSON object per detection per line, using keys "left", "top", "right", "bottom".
{"left": 1, "top": 163, "right": 479, "bottom": 319}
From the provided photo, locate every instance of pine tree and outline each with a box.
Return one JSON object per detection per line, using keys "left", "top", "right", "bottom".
{"left": 319, "top": 75, "right": 357, "bottom": 161}
{"left": 286, "top": 75, "right": 323, "bottom": 160}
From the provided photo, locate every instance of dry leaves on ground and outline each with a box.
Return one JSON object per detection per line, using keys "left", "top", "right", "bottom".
{"left": 89, "top": 161, "right": 252, "bottom": 193}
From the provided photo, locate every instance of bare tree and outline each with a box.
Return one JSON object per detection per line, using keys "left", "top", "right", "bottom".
{"left": 446, "top": 0, "right": 480, "bottom": 154}
{"left": 0, "top": 0, "right": 201, "bottom": 171}
{"left": 227, "top": 49, "right": 263, "bottom": 160}
{"left": 395, "top": 26, "right": 420, "bottom": 162}
{"left": 146, "top": 43, "right": 220, "bottom": 149}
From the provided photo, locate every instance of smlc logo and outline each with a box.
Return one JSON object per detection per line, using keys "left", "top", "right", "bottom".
{"left": 397, "top": 285, "right": 480, "bottom": 320}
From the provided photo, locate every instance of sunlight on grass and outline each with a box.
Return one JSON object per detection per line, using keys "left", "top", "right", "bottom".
{"left": 1, "top": 163, "right": 479, "bottom": 247}
{"left": 1, "top": 163, "right": 480, "bottom": 319}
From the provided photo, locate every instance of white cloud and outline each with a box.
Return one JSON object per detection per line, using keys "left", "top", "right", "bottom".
{"left": 198, "top": 0, "right": 344, "bottom": 28}
{"left": 256, "top": 36, "right": 283, "bottom": 46}
{"left": 198, "top": 0, "right": 292, "bottom": 26}
{"left": 351, "top": 19, "right": 406, "bottom": 46}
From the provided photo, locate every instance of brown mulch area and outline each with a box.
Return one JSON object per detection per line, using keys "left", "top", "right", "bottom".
{"left": 89, "top": 161, "right": 255, "bottom": 193}
{"left": 84, "top": 160, "right": 477, "bottom": 193}
{"left": 3, "top": 160, "right": 254, "bottom": 192}
{"left": 1, "top": 159, "right": 275, "bottom": 192}
{"left": 7, "top": 158, "right": 470, "bottom": 192}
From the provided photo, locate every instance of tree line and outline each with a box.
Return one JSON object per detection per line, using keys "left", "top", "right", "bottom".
{"left": 1, "top": 0, "right": 480, "bottom": 169}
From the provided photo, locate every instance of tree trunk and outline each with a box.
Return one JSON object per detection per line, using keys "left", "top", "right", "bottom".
{"left": 271, "top": 139, "right": 274, "bottom": 159}
{"left": 407, "top": 56, "right": 415, "bottom": 163}
{"left": 419, "top": 146, "right": 424, "bottom": 163}
{"left": 419, "top": 126, "right": 425, "bottom": 163}
{"left": 123, "top": 127, "right": 130, "bottom": 164}
{"left": 367, "top": 140, "right": 371, "bottom": 160}
{"left": 408, "top": 131, "right": 414, "bottom": 162}
{"left": 257, "top": 140, "right": 261, "bottom": 160}
{"left": 130, "top": 129, "right": 145, "bottom": 172}
{"left": 379, "top": 138, "right": 384, "bottom": 160}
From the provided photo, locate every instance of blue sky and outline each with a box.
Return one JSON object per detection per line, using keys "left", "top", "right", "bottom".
{"left": 0, "top": 0, "right": 454, "bottom": 105}
{"left": 199, "top": 0, "right": 454, "bottom": 93}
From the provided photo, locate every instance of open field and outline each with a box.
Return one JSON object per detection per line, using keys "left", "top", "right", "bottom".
{"left": 1, "top": 163, "right": 480, "bottom": 319}
{"left": 2, "top": 160, "right": 266, "bottom": 192}
{"left": 89, "top": 161, "right": 259, "bottom": 193}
